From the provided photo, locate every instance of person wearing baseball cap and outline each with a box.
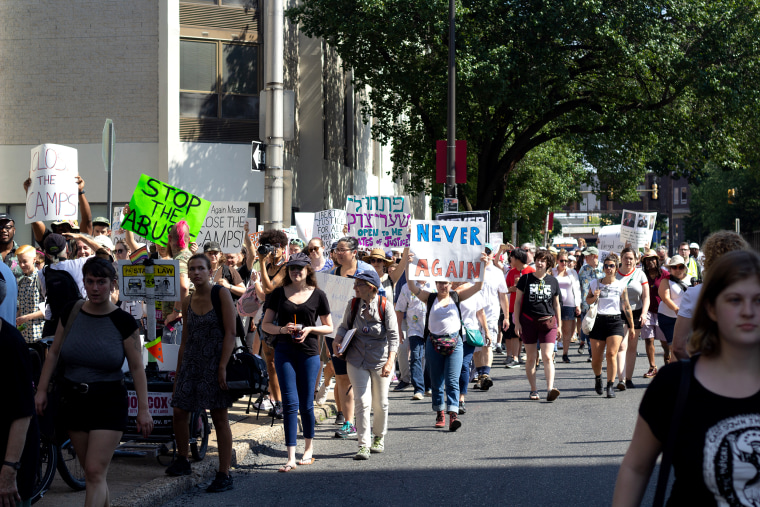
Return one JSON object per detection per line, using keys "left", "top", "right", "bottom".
{"left": 260, "top": 251, "right": 333, "bottom": 472}
{"left": 332, "top": 266, "right": 399, "bottom": 459}
{"left": 204, "top": 241, "right": 245, "bottom": 300}
{"left": 0, "top": 213, "right": 22, "bottom": 280}
{"left": 92, "top": 217, "right": 111, "bottom": 237}
{"left": 577, "top": 245, "right": 603, "bottom": 360}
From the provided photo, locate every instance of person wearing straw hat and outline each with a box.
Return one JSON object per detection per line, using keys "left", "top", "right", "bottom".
{"left": 363, "top": 249, "right": 395, "bottom": 304}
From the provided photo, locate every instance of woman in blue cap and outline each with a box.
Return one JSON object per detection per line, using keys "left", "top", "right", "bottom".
{"left": 333, "top": 268, "right": 399, "bottom": 460}
{"left": 261, "top": 252, "right": 333, "bottom": 472}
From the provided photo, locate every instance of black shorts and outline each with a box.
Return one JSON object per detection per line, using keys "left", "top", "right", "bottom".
{"left": 589, "top": 314, "right": 625, "bottom": 341}
{"left": 60, "top": 379, "right": 128, "bottom": 433}
{"left": 324, "top": 337, "right": 348, "bottom": 375}
{"left": 620, "top": 308, "right": 643, "bottom": 330}
{"left": 505, "top": 313, "right": 519, "bottom": 339}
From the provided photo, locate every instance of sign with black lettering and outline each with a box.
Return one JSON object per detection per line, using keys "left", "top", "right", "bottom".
{"left": 196, "top": 201, "right": 248, "bottom": 253}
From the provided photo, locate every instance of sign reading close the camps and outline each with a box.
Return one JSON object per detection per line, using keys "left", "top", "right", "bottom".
{"left": 25, "top": 144, "right": 79, "bottom": 224}
{"left": 620, "top": 209, "right": 657, "bottom": 250}
{"left": 196, "top": 201, "right": 248, "bottom": 253}
{"left": 345, "top": 195, "right": 411, "bottom": 250}
{"left": 409, "top": 219, "right": 486, "bottom": 282}
{"left": 435, "top": 210, "right": 490, "bottom": 243}
{"left": 313, "top": 209, "right": 346, "bottom": 246}
{"left": 122, "top": 174, "right": 211, "bottom": 247}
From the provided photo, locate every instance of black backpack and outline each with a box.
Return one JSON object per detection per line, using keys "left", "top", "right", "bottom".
{"left": 40, "top": 265, "right": 82, "bottom": 337}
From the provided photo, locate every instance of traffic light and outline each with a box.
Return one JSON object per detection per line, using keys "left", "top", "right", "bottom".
{"left": 608, "top": 186, "right": 614, "bottom": 201}
{"left": 651, "top": 183, "right": 658, "bottom": 200}
{"left": 728, "top": 188, "right": 736, "bottom": 204}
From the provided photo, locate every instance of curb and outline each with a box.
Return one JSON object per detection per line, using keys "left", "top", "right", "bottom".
{"left": 111, "top": 402, "right": 336, "bottom": 507}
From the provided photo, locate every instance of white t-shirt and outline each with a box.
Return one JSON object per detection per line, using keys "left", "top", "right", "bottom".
{"left": 677, "top": 284, "right": 701, "bottom": 319}
{"left": 480, "top": 264, "right": 508, "bottom": 323}
{"left": 427, "top": 295, "right": 461, "bottom": 336}
{"left": 616, "top": 268, "right": 648, "bottom": 310}
{"left": 459, "top": 292, "right": 486, "bottom": 330}
{"left": 590, "top": 278, "right": 627, "bottom": 315}
{"left": 658, "top": 275, "right": 693, "bottom": 318}
{"left": 394, "top": 282, "right": 431, "bottom": 338}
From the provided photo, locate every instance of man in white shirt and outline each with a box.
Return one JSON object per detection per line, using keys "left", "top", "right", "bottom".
{"left": 395, "top": 280, "right": 432, "bottom": 399}
{"left": 473, "top": 244, "right": 509, "bottom": 391}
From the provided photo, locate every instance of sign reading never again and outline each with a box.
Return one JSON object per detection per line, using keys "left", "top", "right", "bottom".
{"left": 121, "top": 174, "right": 211, "bottom": 247}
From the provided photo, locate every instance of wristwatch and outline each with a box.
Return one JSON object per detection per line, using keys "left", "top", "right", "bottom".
{"left": 2, "top": 461, "right": 21, "bottom": 471}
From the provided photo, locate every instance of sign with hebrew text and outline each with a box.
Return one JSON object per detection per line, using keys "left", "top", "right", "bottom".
{"left": 345, "top": 195, "right": 411, "bottom": 251}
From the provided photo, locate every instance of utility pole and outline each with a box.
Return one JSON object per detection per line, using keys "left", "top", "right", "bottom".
{"left": 445, "top": 0, "right": 457, "bottom": 209}
{"left": 262, "top": 0, "right": 284, "bottom": 231}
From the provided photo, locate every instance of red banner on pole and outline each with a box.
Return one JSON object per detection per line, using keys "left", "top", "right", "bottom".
{"left": 435, "top": 140, "right": 467, "bottom": 184}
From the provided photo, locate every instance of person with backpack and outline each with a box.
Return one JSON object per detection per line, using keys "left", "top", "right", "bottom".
{"left": 37, "top": 233, "right": 100, "bottom": 338}
{"left": 333, "top": 269, "right": 399, "bottom": 459}
{"left": 166, "top": 254, "right": 236, "bottom": 493}
{"left": 261, "top": 253, "right": 333, "bottom": 472}
{"left": 403, "top": 253, "right": 486, "bottom": 431}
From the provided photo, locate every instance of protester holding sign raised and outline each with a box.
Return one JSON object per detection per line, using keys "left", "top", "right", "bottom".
{"left": 404, "top": 253, "right": 486, "bottom": 431}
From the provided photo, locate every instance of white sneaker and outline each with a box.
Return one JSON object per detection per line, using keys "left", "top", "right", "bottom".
{"left": 411, "top": 392, "right": 424, "bottom": 400}
{"left": 253, "top": 398, "right": 273, "bottom": 411}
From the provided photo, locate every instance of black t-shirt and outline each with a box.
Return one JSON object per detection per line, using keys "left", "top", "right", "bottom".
{"left": 640, "top": 357, "right": 760, "bottom": 506}
{"left": 516, "top": 273, "right": 561, "bottom": 318}
{"left": 238, "top": 264, "right": 251, "bottom": 288}
{"left": 268, "top": 286, "right": 330, "bottom": 356}
{"left": 0, "top": 319, "right": 39, "bottom": 500}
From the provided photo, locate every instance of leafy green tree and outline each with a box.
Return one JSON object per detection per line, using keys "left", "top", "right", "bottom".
{"left": 288, "top": 0, "right": 760, "bottom": 218}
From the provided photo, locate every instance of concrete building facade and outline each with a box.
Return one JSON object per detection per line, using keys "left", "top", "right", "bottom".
{"left": 0, "top": 0, "right": 425, "bottom": 246}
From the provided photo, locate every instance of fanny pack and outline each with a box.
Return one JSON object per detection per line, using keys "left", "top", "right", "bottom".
{"left": 429, "top": 332, "right": 459, "bottom": 356}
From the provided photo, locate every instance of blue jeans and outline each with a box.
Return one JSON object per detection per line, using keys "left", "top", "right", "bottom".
{"left": 409, "top": 335, "right": 426, "bottom": 394}
{"left": 274, "top": 343, "right": 321, "bottom": 447}
{"left": 459, "top": 341, "right": 476, "bottom": 395}
{"left": 426, "top": 334, "right": 463, "bottom": 413}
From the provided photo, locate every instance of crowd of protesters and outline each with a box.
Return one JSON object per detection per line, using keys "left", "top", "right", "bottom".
{"left": 2, "top": 174, "right": 758, "bottom": 505}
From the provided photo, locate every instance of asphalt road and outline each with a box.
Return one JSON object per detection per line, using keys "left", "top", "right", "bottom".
{"left": 161, "top": 343, "right": 661, "bottom": 506}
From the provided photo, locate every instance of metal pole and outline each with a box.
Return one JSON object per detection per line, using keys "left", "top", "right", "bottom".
{"left": 106, "top": 125, "right": 113, "bottom": 225}
{"left": 445, "top": 0, "right": 457, "bottom": 202}
{"left": 262, "top": 0, "right": 284, "bottom": 231}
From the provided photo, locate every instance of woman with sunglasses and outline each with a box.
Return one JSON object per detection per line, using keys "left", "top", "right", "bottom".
{"left": 585, "top": 253, "right": 634, "bottom": 398}
{"left": 306, "top": 238, "right": 333, "bottom": 273}
{"left": 616, "top": 247, "right": 649, "bottom": 390}
{"left": 552, "top": 250, "right": 581, "bottom": 363}
{"left": 657, "top": 254, "right": 692, "bottom": 363}
{"left": 261, "top": 253, "right": 333, "bottom": 471}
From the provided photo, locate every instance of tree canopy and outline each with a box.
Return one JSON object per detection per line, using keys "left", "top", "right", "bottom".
{"left": 288, "top": 0, "right": 760, "bottom": 230}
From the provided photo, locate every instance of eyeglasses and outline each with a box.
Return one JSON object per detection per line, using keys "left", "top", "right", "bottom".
{"left": 369, "top": 258, "right": 386, "bottom": 264}
{"left": 603, "top": 264, "right": 616, "bottom": 269}
{"left": 671, "top": 265, "right": 686, "bottom": 270}
{"left": 308, "top": 246, "right": 321, "bottom": 252}
{"left": 558, "top": 259, "right": 568, "bottom": 263}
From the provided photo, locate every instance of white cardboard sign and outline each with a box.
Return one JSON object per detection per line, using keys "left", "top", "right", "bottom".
{"left": 315, "top": 272, "right": 356, "bottom": 337}
{"left": 409, "top": 219, "right": 486, "bottom": 282}
{"left": 620, "top": 210, "right": 657, "bottom": 250}
{"left": 312, "top": 209, "right": 346, "bottom": 246}
{"left": 196, "top": 201, "right": 248, "bottom": 253}
{"left": 345, "top": 195, "right": 411, "bottom": 251}
{"left": 25, "top": 144, "right": 79, "bottom": 224}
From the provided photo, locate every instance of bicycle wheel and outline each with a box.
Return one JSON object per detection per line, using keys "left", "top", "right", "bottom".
{"left": 56, "top": 438, "right": 86, "bottom": 491}
{"left": 30, "top": 437, "right": 57, "bottom": 504}
{"left": 189, "top": 410, "right": 210, "bottom": 461}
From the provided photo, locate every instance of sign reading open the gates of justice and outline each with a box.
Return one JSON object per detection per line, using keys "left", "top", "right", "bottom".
{"left": 25, "top": 144, "right": 79, "bottom": 224}
{"left": 409, "top": 219, "right": 486, "bottom": 282}
{"left": 122, "top": 175, "right": 211, "bottom": 247}
{"left": 345, "top": 195, "right": 411, "bottom": 250}
{"left": 315, "top": 272, "right": 356, "bottom": 337}
{"left": 196, "top": 202, "right": 248, "bottom": 253}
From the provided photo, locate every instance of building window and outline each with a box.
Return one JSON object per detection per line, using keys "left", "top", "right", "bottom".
{"left": 180, "top": 39, "right": 259, "bottom": 121}
{"left": 681, "top": 187, "right": 688, "bottom": 204}
{"left": 673, "top": 188, "right": 680, "bottom": 205}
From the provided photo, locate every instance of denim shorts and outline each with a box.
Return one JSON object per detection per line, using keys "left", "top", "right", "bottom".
{"left": 560, "top": 306, "right": 577, "bottom": 321}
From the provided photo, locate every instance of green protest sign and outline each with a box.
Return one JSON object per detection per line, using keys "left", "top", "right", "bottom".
{"left": 122, "top": 174, "right": 211, "bottom": 246}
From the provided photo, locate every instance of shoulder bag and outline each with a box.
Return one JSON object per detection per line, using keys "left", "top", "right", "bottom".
{"left": 423, "top": 291, "right": 462, "bottom": 356}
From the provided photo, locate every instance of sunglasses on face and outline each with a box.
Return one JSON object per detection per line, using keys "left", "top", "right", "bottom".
{"left": 603, "top": 264, "right": 616, "bottom": 269}
{"left": 308, "top": 246, "right": 321, "bottom": 252}
{"left": 558, "top": 259, "right": 568, "bottom": 263}
{"left": 115, "top": 248, "right": 127, "bottom": 254}
{"left": 369, "top": 258, "right": 386, "bottom": 264}
{"left": 671, "top": 265, "right": 686, "bottom": 270}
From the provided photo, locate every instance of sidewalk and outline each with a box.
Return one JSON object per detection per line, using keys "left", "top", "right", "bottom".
{"left": 38, "top": 393, "right": 337, "bottom": 507}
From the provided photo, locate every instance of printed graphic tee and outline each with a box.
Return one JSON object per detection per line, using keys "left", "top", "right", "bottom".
{"left": 516, "top": 273, "right": 560, "bottom": 318}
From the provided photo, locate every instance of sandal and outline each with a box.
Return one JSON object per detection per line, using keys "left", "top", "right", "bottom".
{"left": 529, "top": 391, "right": 540, "bottom": 400}
{"left": 278, "top": 464, "right": 297, "bottom": 473}
{"left": 643, "top": 366, "right": 658, "bottom": 378}
{"left": 297, "top": 457, "right": 316, "bottom": 466}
